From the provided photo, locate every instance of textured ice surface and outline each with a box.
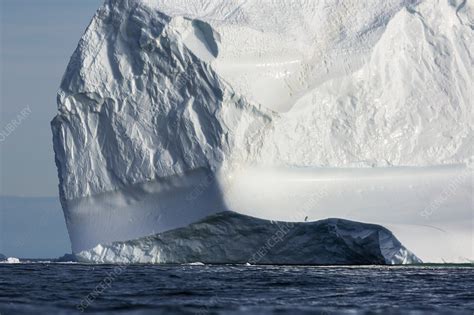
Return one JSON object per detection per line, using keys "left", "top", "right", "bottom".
{"left": 52, "top": 0, "right": 473, "bottom": 261}
{"left": 52, "top": 0, "right": 473, "bottom": 200}
{"left": 77, "top": 212, "right": 422, "bottom": 265}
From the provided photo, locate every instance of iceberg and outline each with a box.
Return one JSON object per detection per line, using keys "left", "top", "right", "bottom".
{"left": 77, "top": 212, "right": 422, "bottom": 265}
{"left": 0, "top": 257, "right": 21, "bottom": 264}
{"left": 6, "top": 257, "right": 20, "bottom": 264}
{"left": 52, "top": 0, "right": 473, "bottom": 263}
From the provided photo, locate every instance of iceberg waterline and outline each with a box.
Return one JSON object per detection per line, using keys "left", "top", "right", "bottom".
{"left": 76, "top": 212, "right": 422, "bottom": 265}
{"left": 52, "top": 0, "right": 473, "bottom": 262}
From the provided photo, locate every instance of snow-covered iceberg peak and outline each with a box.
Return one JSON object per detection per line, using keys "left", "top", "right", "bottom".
{"left": 77, "top": 212, "right": 422, "bottom": 265}
{"left": 52, "top": 0, "right": 473, "bottom": 259}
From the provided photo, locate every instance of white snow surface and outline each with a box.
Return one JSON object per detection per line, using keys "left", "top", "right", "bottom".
{"left": 52, "top": 0, "right": 473, "bottom": 261}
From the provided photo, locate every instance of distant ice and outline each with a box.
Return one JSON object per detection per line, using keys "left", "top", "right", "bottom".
{"left": 0, "top": 257, "right": 21, "bottom": 264}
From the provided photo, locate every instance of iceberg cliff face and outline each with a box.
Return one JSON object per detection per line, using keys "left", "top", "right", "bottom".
{"left": 52, "top": 0, "right": 272, "bottom": 201}
{"left": 77, "top": 212, "right": 422, "bottom": 265}
{"left": 52, "top": 0, "right": 473, "bottom": 261}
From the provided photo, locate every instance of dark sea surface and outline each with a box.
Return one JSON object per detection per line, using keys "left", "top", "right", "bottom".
{"left": 0, "top": 263, "right": 473, "bottom": 315}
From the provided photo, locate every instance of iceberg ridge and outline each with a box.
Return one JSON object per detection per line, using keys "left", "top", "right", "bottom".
{"left": 77, "top": 212, "right": 422, "bottom": 265}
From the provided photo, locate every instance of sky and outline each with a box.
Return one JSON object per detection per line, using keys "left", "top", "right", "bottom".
{"left": 0, "top": 196, "right": 69, "bottom": 258}
{"left": 0, "top": 0, "right": 102, "bottom": 197}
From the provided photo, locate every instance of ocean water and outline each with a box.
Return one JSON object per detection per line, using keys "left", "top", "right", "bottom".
{"left": 0, "top": 264, "right": 473, "bottom": 314}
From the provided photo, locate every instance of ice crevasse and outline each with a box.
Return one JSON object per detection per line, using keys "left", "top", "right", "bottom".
{"left": 52, "top": 0, "right": 473, "bottom": 263}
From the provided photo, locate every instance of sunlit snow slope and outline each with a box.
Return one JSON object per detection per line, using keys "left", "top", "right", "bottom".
{"left": 52, "top": 0, "right": 473, "bottom": 262}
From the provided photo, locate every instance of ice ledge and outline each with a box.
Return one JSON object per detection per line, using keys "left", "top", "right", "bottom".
{"left": 76, "top": 212, "right": 422, "bottom": 265}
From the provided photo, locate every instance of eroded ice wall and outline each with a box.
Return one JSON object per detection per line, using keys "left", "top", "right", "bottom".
{"left": 52, "top": 0, "right": 473, "bottom": 254}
